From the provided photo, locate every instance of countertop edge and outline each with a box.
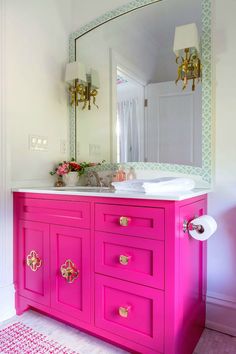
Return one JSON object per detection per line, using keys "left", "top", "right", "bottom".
{"left": 12, "top": 187, "right": 211, "bottom": 201}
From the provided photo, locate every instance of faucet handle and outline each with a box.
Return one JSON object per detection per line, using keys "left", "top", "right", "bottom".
{"left": 86, "top": 170, "right": 102, "bottom": 187}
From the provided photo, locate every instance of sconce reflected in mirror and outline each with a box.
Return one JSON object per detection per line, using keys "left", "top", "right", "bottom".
{"left": 173, "top": 23, "right": 202, "bottom": 91}
{"left": 65, "top": 61, "right": 100, "bottom": 110}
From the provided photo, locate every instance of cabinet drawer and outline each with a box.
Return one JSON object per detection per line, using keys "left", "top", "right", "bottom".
{"left": 18, "top": 197, "right": 90, "bottom": 229}
{"left": 95, "top": 275, "right": 164, "bottom": 352}
{"left": 95, "top": 203, "right": 164, "bottom": 240}
{"left": 95, "top": 231, "right": 164, "bottom": 289}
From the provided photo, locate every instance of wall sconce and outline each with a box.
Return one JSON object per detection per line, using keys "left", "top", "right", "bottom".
{"left": 65, "top": 62, "right": 100, "bottom": 110}
{"left": 173, "top": 23, "right": 202, "bottom": 91}
{"left": 83, "top": 69, "right": 100, "bottom": 110}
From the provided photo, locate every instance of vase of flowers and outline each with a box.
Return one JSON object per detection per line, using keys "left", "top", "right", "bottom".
{"left": 50, "top": 158, "right": 101, "bottom": 187}
{"left": 62, "top": 171, "right": 79, "bottom": 186}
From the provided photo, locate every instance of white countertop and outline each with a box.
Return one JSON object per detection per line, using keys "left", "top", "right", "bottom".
{"left": 12, "top": 186, "right": 210, "bottom": 201}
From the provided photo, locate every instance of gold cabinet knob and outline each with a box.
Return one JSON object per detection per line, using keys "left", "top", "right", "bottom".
{"left": 119, "top": 216, "right": 131, "bottom": 227}
{"left": 119, "top": 255, "right": 131, "bottom": 266}
{"left": 26, "top": 250, "right": 42, "bottom": 272}
{"left": 60, "top": 259, "right": 79, "bottom": 283}
{"left": 119, "top": 306, "right": 131, "bottom": 318}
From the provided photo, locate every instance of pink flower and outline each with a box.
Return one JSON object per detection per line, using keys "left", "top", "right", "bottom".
{"left": 50, "top": 159, "right": 104, "bottom": 177}
{"left": 56, "top": 163, "right": 69, "bottom": 176}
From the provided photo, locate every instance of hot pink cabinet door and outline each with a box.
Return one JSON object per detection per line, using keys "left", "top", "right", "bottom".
{"left": 95, "top": 275, "right": 164, "bottom": 352}
{"left": 18, "top": 220, "right": 50, "bottom": 306}
{"left": 50, "top": 225, "right": 91, "bottom": 323}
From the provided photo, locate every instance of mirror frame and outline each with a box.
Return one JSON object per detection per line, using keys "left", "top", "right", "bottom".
{"left": 69, "top": 0, "right": 212, "bottom": 183}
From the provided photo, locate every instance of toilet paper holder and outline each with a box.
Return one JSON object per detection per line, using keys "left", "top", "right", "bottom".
{"left": 183, "top": 219, "right": 205, "bottom": 234}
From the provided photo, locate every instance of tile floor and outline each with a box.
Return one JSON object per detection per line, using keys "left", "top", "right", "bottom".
{"left": 1, "top": 310, "right": 236, "bottom": 354}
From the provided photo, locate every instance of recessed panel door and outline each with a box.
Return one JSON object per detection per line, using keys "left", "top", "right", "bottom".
{"left": 50, "top": 225, "right": 91, "bottom": 323}
{"left": 146, "top": 81, "right": 202, "bottom": 166}
{"left": 18, "top": 220, "right": 50, "bottom": 305}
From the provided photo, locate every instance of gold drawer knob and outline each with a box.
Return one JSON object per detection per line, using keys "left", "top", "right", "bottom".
{"left": 119, "top": 255, "right": 131, "bottom": 266}
{"left": 26, "top": 250, "right": 42, "bottom": 272}
{"left": 119, "top": 306, "right": 131, "bottom": 318}
{"left": 60, "top": 259, "right": 79, "bottom": 283}
{"left": 119, "top": 216, "right": 131, "bottom": 227}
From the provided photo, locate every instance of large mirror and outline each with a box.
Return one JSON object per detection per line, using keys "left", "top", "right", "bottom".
{"left": 70, "top": 0, "right": 212, "bottom": 181}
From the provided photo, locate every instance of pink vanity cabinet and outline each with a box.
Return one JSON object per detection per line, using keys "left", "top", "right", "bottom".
{"left": 13, "top": 191, "right": 207, "bottom": 354}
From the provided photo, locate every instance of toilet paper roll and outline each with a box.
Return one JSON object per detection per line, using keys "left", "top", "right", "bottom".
{"left": 188, "top": 215, "right": 217, "bottom": 241}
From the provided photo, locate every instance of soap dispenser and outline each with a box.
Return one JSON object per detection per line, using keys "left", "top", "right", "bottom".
{"left": 127, "top": 167, "right": 136, "bottom": 180}
{"left": 116, "top": 165, "right": 126, "bottom": 182}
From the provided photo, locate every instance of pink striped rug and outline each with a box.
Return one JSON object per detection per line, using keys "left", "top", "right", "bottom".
{"left": 0, "top": 322, "right": 79, "bottom": 353}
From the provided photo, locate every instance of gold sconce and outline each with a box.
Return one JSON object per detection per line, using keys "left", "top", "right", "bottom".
{"left": 65, "top": 61, "right": 100, "bottom": 110}
{"left": 173, "top": 23, "right": 202, "bottom": 91}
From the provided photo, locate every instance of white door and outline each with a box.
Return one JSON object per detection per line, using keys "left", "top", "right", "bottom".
{"left": 145, "top": 81, "right": 202, "bottom": 166}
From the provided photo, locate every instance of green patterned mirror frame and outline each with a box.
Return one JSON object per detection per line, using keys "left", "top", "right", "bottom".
{"left": 69, "top": 0, "right": 212, "bottom": 183}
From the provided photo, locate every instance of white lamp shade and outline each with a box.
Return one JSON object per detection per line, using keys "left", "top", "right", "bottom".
{"left": 173, "top": 23, "right": 200, "bottom": 57}
{"left": 65, "top": 61, "right": 86, "bottom": 82}
{"left": 90, "top": 69, "right": 100, "bottom": 89}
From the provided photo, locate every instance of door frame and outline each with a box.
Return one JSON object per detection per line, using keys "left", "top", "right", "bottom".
{"left": 110, "top": 49, "right": 147, "bottom": 163}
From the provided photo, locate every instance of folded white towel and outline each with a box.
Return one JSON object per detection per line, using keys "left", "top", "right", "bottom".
{"left": 112, "top": 177, "right": 195, "bottom": 194}
{"left": 112, "top": 178, "right": 157, "bottom": 192}
{"left": 112, "top": 177, "right": 173, "bottom": 192}
{"left": 143, "top": 178, "right": 195, "bottom": 194}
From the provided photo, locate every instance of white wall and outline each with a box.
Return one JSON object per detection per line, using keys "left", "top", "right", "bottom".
{"left": 6, "top": 0, "right": 73, "bottom": 187}
{"left": 206, "top": 0, "right": 236, "bottom": 335}
{"left": 0, "top": 0, "right": 14, "bottom": 321}
{"left": 71, "top": 0, "right": 236, "bottom": 335}
{"left": 0, "top": 0, "right": 73, "bottom": 320}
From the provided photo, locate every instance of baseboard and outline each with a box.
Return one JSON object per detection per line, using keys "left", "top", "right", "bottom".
{"left": 206, "top": 292, "right": 236, "bottom": 336}
{"left": 0, "top": 283, "right": 16, "bottom": 321}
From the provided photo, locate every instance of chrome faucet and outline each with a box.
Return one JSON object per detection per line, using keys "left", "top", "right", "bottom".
{"left": 87, "top": 170, "right": 103, "bottom": 187}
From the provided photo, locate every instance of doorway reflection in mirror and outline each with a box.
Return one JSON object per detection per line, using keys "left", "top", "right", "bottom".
{"left": 116, "top": 68, "right": 145, "bottom": 163}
